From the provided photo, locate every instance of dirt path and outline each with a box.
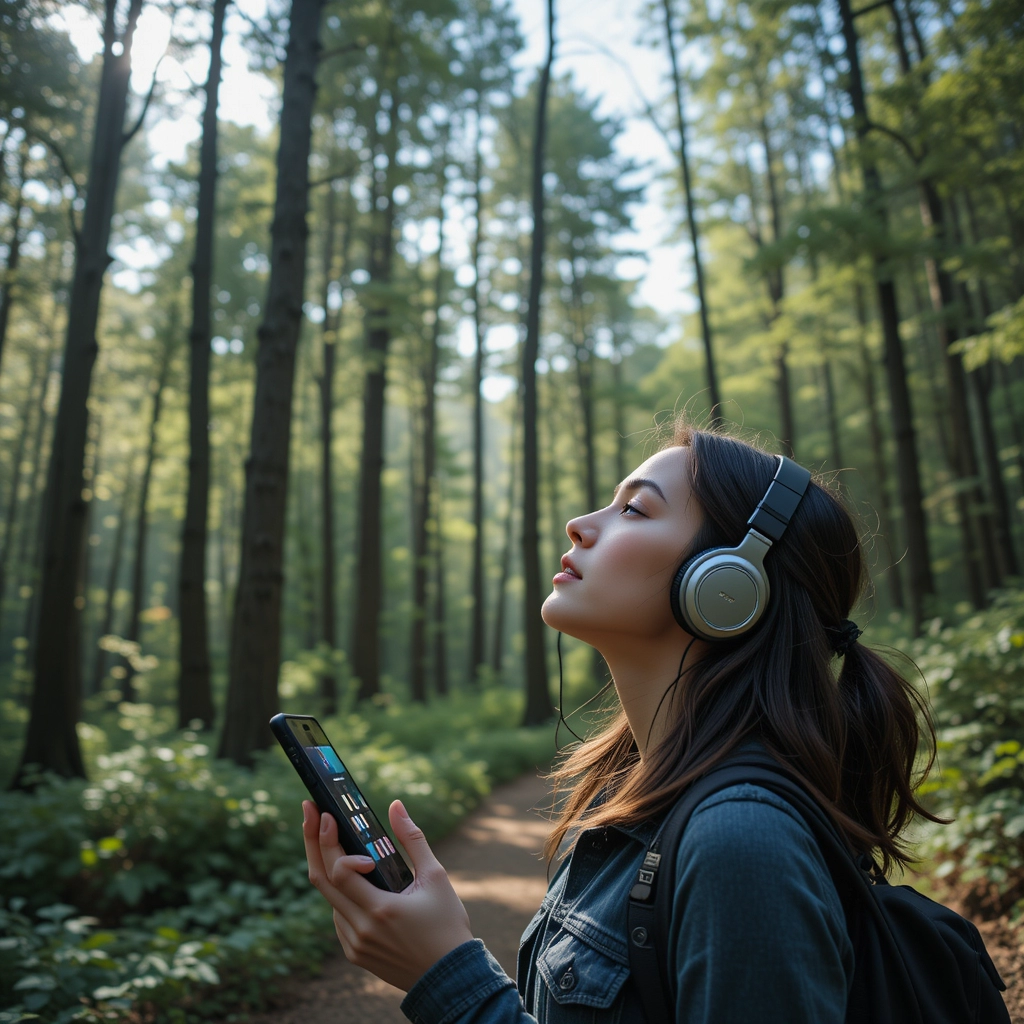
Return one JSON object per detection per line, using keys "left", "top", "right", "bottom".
{"left": 247, "top": 771, "right": 552, "bottom": 1022}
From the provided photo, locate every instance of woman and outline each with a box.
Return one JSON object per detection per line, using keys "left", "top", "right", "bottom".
{"left": 302, "top": 424, "right": 937, "bottom": 1023}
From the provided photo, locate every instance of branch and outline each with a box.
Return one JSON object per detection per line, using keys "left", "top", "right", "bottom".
{"left": 562, "top": 34, "right": 674, "bottom": 150}
{"left": 122, "top": 52, "right": 166, "bottom": 145}
{"left": 232, "top": 8, "right": 286, "bottom": 63}
{"left": 852, "top": 0, "right": 892, "bottom": 16}
{"left": 864, "top": 118, "right": 922, "bottom": 163}
{"left": 319, "top": 39, "right": 368, "bottom": 62}
{"left": 24, "top": 127, "right": 83, "bottom": 241}
{"left": 308, "top": 164, "right": 358, "bottom": 190}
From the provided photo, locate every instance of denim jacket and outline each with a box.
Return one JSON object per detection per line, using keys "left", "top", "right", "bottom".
{"left": 402, "top": 783, "right": 853, "bottom": 1024}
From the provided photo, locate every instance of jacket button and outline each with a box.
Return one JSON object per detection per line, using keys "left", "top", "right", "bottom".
{"left": 559, "top": 969, "right": 576, "bottom": 991}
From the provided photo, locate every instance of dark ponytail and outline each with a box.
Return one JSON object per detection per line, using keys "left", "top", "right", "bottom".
{"left": 834, "top": 641, "right": 939, "bottom": 868}
{"left": 545, "top": 423, "right": 941, "bottom": 870}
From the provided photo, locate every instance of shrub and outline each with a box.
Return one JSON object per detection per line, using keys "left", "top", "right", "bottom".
{"left": 910, "top": 591, "right": 1024, "bottom": 919}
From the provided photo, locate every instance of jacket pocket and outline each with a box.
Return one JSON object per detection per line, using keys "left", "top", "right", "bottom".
{"left": 536, "top": 926, "right": 630, "bottom": 1022}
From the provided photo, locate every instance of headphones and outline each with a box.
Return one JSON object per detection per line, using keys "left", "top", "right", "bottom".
{"left": 670, "top": 455, "right": 811, "bottom": 642}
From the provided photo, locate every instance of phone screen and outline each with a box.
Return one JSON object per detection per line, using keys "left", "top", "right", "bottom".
{"left": 282, "top": 717, "right": 411, "bottom": 890}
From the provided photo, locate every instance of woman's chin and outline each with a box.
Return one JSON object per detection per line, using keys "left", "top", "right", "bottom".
{"left": 541, "top": 596, "right": 594, "bottom": 643}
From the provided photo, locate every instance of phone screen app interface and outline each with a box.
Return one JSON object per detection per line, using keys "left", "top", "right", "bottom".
{"left": 307, "top": 743, "right": 397, "bottom": 863}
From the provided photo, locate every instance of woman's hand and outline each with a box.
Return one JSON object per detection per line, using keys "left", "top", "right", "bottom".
{"left": 302, "top": 798, "right": 474, "bottom": 992}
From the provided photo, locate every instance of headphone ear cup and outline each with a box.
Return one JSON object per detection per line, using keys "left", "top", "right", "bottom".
{"left": 671, "top": 544, "right": 770, "bottom": 641}
{"left": 670, "top": 547, "right": 720, "bottom": 634}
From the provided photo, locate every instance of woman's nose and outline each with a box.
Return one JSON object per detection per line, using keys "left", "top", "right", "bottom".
{"left": 566, "top": 512, "right": 598, "bottom": 545}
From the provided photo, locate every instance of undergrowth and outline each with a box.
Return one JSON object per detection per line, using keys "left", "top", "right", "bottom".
{"left": 0, "top": 689, "right": 554, "bottom": 1023}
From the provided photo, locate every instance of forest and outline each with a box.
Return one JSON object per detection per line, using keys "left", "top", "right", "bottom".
{"left": 1, "top": 0, "right": 1023, "bottom": 1018}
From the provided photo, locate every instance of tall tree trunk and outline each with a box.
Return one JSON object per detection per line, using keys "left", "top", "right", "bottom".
{"left": 855, "top": 285, "right": 903, "bottom": 610}
{"left": 820, "top": 358, "right": 843, "bottom": 471}
{"left": 661, "top": 0, "right": 721, "bottom": 424}
{"left": 611, "top": 332, "right": 627, "bottom": 485}
{"left": 13, "top": 0, "right": 146, "bottom": 786}
{"left": 970, "top": 366, "right": 1019, "bottom": 574}
{"left": 432, "top": 483, "right": 449, "bottom": 698}
{"left": 91, "top": 465, "right": 134, "bottom": 695}
{"left": 123, "top": 333, "right": 173, "bottom": 701}
{"left": 0, "top": 345, "right": 47, "bottom": 605}
{"left": 757, "top": 114, "right": 795, "bottom": 457}
{"left": 317, "top": 185, "right": 346, "bottom": 715}
{"left": 0, "top": 141, "right": 28, "bottom": 376}
{"left": 178, "top": 0, "right": 227, "bottom": 731}
{"left": 948, "top": 198, "right": 1019, "bottom": 574}
{"left": 836, "top": 0, "right": 934, "bottom": 631}
{"left": 351, "top": 50, "right": 399, "bottom": 703}
{"left": 490, "top": 399, "right": 520, "bottom": 679}
{"left": 521, "top": 0, "right": 555, "bottom": 726}
{"left": 468, "top": 99, "right": 487, "bottom": 688}
{"left": 74, "top": 422, "right": 101, "bottom": 705}
{"left": 13, "top": 349, "right": 58, "bottom": 644}
{"left": 294, "top": 381, "right": 319, "bottom": 651}
{"left": 569, "top": 264, "right": 598, "bottom": 513}
{"left": 918, "top": 184, "right": 1002, "bottom": 595}
{"left": 218, "top": 0, "right": 324, "bottom": 766}
{"left": 410, "top": 175, "right": 447, "bottom": 703}
{"left": 775, "top": 346, "right": 796, "bottom": 458}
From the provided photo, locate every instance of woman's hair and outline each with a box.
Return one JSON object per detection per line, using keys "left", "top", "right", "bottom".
{"left": 544, "top": 422, "right": 940, "bottom": 872}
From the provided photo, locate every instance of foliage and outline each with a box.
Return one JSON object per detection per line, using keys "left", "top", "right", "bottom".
{"left": 911, "top": 592, "right": 1024, "bottom": 919}
{"left": 0, "top": 691, "right": 554, "bottom": 1021}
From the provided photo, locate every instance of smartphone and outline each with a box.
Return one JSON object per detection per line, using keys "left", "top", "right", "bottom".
{"left": 270, "top": 713, "right": 414, "bottom": 893}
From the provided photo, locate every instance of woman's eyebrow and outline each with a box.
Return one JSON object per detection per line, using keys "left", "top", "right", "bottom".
{"left": 612, "top": 477, "right": 668, "bottom": 504}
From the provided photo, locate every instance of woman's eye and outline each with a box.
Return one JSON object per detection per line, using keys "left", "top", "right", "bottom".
{"left": 620, "top": 502, "right": 645, "bottom": 517}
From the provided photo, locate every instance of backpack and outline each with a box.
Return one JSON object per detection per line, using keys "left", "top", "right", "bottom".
{"left": 626, "top": 756, "right": 1010, "bottom": 1024}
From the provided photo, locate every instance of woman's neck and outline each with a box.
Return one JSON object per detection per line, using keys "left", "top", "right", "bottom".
{"left": 599, "top": 634, "right": 707, "bottom": 758}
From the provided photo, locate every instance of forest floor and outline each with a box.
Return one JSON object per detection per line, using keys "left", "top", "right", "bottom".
{"left": 235, "top": 771, "right": 1024, "bottom": 1023}
{"left": 237, "top": 770, "right": 553, "bottom": 1023}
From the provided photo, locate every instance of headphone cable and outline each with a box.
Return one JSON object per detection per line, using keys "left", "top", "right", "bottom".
{"left": 555, "top": 632, "right": 615, "bottom": 751}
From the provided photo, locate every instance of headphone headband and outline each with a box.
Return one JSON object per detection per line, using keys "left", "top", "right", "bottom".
{"left": 671, "top": 455, "right": 811, "bottom": 641}
{"left": 747, "top": 456, "right": 812, "bottom": 541}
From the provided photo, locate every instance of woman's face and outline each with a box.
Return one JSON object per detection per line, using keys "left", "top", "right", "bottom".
{"left": 541, "top": 446, "right": 703, "bottom": 646}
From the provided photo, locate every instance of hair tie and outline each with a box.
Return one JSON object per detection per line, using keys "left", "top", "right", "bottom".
{"left": 828, "top": 618, "right": 862, "bottom": 657}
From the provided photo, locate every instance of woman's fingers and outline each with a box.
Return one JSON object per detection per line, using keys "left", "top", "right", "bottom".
{"left": 301, "top": 798, "right": 474, "bottom": 990}
{"left": 317, "top": 807, "right": 379, "bottom": 896}
{"left": 388, "top": 799, "right": 441, "bottom": 880}
{"left": 302, "top": 800, "right": 330, "bottom": 889}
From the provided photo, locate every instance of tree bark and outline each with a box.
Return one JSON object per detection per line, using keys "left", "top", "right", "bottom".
{"left": 410, "top": 173, "right": 447, "bottom": 703}
{"left": 836, "top": 0, "right": 934, "bottom": 631}
{"left": 317, "top": 184, "right": 347, "bottom": 715}
{"left": 0, "top": 344, "right": 46, "bottom": 606}
{"left": 521, "top": 0, "right": 556, "bottom": 726}
{"left": 91, "top": 465, "right": 134, "bottom": 695}
{"left": 351, "top": 47, "right": 399, "bottom": 702}
{"left": 468, "top": 99, "right": 487, "bottom": 688}
{"left": 14, "top": 346, "right": 58, "bottom": 649}
{"left": 918, "top": 184, "right": 1001, "bottom": 595}
{"left": 661, "top": 0, "right": 721, "bottom": 425}
{"left": 0, "top": 141, "right": 28, "bottom": 376}
{"left": 123, "top": 332, "right": 173, "bottom": 701}
{"left": 13, "top": 0, "right": 146, "bottom": 787}
{"left": 611, "top": 332, "right": 627, "bottom": 485}
{"left": 432, "top": 483, "right": 449, "bottom": 697}
{"left": 569, "top": 264, "right": 598, "bottom": 513}
{"left": 820, "top": 359, "right": 843, "bottom": 471}
{"left": 177, "top": 0, "right": 227, "bottom": 731}
{"left": 854, "top": 284, "right": 903, "bottom": 610}
{"left": 218, "top": 0, "right": 324, "bottom": 766}
{"left": 490, "top": 393, "right": 520, "bottom": 679}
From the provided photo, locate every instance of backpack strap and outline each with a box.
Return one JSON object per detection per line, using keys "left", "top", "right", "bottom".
{"left": 626, "top": 757, "right": 923, "bottom": 1024}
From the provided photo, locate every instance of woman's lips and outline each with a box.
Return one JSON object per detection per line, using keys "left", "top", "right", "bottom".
{"left": 553, "top": 559, "right": 582, "bottom": 584}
